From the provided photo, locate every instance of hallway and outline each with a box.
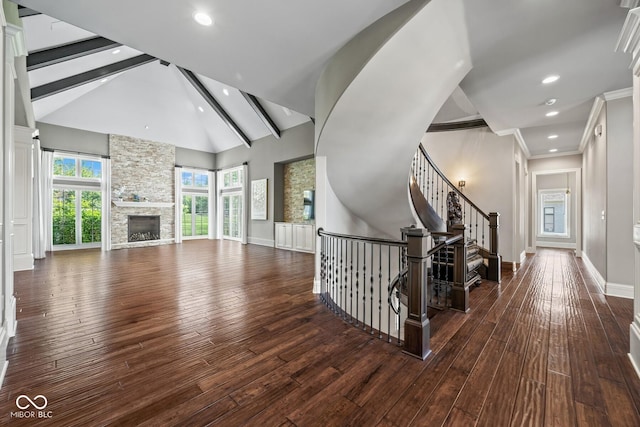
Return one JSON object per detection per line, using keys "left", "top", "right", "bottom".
{"left": 0, "top": 243, "right": 637, "bottom": 425}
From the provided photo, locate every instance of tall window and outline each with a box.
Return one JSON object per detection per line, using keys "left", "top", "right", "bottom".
{"left": 181, "top": 169, "right": 210, "bottom": 239}
{"left": 219, "top": 166, "right": 244, "bottom": 241}
{"left": 52, "top": 155, "right": 103, "bottom": 248}
{"left": 538, "top": 189, "right": 569, "bottom": 237}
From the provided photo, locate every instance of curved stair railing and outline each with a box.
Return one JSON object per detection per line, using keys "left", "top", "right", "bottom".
{"left": 411, "top": 143, "right": 501, "bottom": 283}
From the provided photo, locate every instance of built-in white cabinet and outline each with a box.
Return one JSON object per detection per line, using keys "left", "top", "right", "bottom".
{"left": 275, "top": 222, "right": 315, "bottom": 253}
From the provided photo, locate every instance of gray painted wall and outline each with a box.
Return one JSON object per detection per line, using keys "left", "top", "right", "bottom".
{"left": 175, "top": 147, "right": 216, "bottom": 170}
{"left": 37, "top": 122, "right": 109, "bottom": 156}
{"left": 583, "top": 106, "right": 608, "bottom": 279}
{"left": 216, "top": 122, "right": 315, "bottom": 244}
{"left": 606, "top": 97, "right": 634, "bottom": 287}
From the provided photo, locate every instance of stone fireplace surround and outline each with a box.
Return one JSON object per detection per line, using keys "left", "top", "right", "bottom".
{"left": 110, "top": 135, "right": 175, "bottom": 249}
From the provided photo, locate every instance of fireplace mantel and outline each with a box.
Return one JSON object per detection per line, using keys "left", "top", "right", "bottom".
{"left": 112, "top": 201, "right": 174, "bottom": 208}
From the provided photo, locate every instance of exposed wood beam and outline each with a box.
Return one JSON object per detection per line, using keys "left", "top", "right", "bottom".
{"left": 427, "top": 118, "right": 488, "bottom": 132}
{"left": 177, "top": 67, "right": 251, "bottom": 148}
{"left": 27, "top": 36, "right": 122, "bottom": 71}
{"left": 18, "top": 6, "right": 41, "bottom": 18}
{"left": 31, "top": 54, "right": 157, "bottom": 101}
{"left": 239, "top": 92, "right": 280, "bottom": 139}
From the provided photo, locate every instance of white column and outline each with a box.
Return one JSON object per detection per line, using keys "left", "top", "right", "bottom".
{"left": 617, "top": 7, "right": 640, "bottom": 378}
{"left": 0, "top": 5, "right": 8, "bottom": 388}
{"left": 13, "top": 126, "right": 35, "bottom": 271}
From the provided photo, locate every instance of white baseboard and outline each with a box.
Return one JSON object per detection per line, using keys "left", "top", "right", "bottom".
{"left": 520, "top": 251, "right": 526, "bottom": 264}
{"left": 13, "top": 253, "right": 34, "bottom": 271}
{"left": 606, "top": 282, "right": 634, "bottom": 299}
{"left": 536, "top": 241, "right": 576, "bottom": 249}
{"left": 248, "top": 237, "right": 275, "bottom": 247}
{"left": 313, "top": 278, "right": 320, "bottom": 294}
{"left": 630, "top": 321, "right": 640, "bottom": 380}
{"left": 526, "top": 247, "right": 536, "bottom": 254}
{"left": 582, "top": 253, "right": 606, "bottom": 294}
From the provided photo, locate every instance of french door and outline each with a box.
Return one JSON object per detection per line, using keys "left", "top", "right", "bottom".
{"left": 221, "top": 192, "right": 243, "bottom": 241}
{"left": 182, "top": 194, "right": 209, "bottom": 238}
{"left": 52, "top": 188, "right": 102, "bottom": 248}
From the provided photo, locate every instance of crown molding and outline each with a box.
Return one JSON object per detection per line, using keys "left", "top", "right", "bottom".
{"left": 5, "top": 23, "right": 27, "bottom": 57}
{"left": 578, "top": 96, "right": 605, "bottom": 153}
{"left": 617, "top": 7, "right": 640, "bottom": 74}
{"left": 603, "top": 87, "right": 633, "bottom": 100}
{"left": 529, "top": 150, "right": 582, "bottom": 160}
{"left": 496, "top": 128, "right": 531, "bottom": 159}
{"left": 620, "top": 0, "right": 640, "bottom": 9}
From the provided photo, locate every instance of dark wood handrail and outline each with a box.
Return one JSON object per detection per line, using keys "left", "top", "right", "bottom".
{"left": 426, "top": 234, "right": 463, "bottom": 258}
{"left": 417, "top": 143, "right": 489, "bottom": 221}
{"left": 317, "top": 228, "right": 407, "bottom": 247}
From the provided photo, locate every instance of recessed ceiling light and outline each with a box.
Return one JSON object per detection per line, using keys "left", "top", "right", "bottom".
{"left": 282, "top": 107, "right": 292, "bottom": 116}
{"left": 193, "top": 12, "right": 213, "bottom": 26}
{"left": 198, "top": 106, "right": 204, "bottom": 113}
{"left": 222, "top": 88, "right": 230, "bottom": 96}
{"left": 144, "top": 125, "right": 149, "bottom": 130}
{"left": 548, "top": 134, "right": 558, "bottom": 139}
{"left": 100, "top": 78, "right": 109, "bottom": 83}
{"left": 546, "top": 111, "right": 559, "bottom": 117}
{"left": 549, "top": 148, "right": 558, "bottom": 153}
{"left": 545, "top": 98, "right": 557, "bottom": 106}
{"left": 112, "top": 49, "right": 121, "bottom": 55}
{"left": 542, "top": 75, "right": 559, "bottom": 84}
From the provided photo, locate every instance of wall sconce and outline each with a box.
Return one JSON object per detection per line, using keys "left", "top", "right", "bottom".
{"left": 458, "top": 180, "right": 466, "bottom": 190}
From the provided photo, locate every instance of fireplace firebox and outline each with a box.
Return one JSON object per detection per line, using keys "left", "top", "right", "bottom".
{"left": 128, "top": 215, "right": 160, "bottom": 242}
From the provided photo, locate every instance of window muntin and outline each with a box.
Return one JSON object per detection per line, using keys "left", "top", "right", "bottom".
{"left": 539, "top": 190, "right": 569, "bottom": 238}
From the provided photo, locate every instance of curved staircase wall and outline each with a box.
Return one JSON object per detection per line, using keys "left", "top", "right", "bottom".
{"left": 315, "top": 0, "right": 471, "bottom": 238}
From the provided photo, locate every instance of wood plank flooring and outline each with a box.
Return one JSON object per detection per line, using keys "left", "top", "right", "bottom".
{"left": 0, "top": 242, "right": 638, "bottom": 426}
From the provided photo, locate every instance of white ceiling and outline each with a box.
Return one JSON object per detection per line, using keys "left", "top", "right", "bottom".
{"left": 11, "top": 0, "right": 636, "bottom": 157}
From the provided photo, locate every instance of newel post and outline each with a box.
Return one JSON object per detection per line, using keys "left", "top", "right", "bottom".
{"left": 487, "top": 212, "right": 501, "bottom": 283}
{"left": 401, "top": 227, "right": 431, "bottom": 360}
{"left": 451, "top": 224, "right": 470, "bottom": 313}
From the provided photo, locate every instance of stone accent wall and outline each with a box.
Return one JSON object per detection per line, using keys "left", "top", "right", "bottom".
{"left": 284, "top": 158, "right": 315, "bottom": 223}
{"left": 110, "top": 135, "right": 175, "bottom": 249}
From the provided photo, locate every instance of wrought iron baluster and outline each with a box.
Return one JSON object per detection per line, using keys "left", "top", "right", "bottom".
{"left": 362, "top": 244, "right": 367, "bottom": 331}
{"left": 482, "top": 217, "right": 486, "bottom": 249}
{"left": 355, "top": 242, "right": 360, "bottom": 327}
{"left": 350, "top": 240, "right": 354, "bottom": 322}
{"left": 370, "top": 244, "right": 374, "bottom": 334}
{"left": 344, "top": 240, "right": 348, "bottom": 320}
{"left": 339, "top": 239, "right": 343, "bottom": 318}
{"left": 378, "top": 244, "right": 382, "bottom": 338}
{"left": 387, "top": 247, "right": 391, "bottom": 343}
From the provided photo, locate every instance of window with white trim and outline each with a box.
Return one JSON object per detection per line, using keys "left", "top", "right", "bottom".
{"left": 181, "top": 169, "right": 210, "bottom": 239}
{"left": 52, "top": 154, "right": 103, "bottom": 248}
{"left": 538, "top": 189, "right": 569, "bottom": 238}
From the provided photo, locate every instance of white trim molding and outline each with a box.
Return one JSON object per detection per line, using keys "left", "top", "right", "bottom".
{"left": 247, "top": 237, "right": 275, "bottom": 247}
{"left": 529, "top": 150, "right": 582, "bottom": 160}
{"left": 496, "top": 128, "right": 531, "bottom": 159}
{"left": 631, "top": 321, "right": 640, "bottom": 379}
{"left": 582, "top": 252, "right": 606, "bottom": 294}
{"left": 536, "top": 241, "right": 576, "bottom": 250}
{"left": 579, "top": 96, "right": 606, "bottom": 153}
{"left": 604, "top": 87, "right": 633, "bottom": 100}
{"left": 606, "top": 282, "right": 634, "bottom": 299}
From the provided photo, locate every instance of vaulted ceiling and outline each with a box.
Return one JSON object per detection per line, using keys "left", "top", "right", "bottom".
{"left": 10, "top": 0, "right": 636, "bottom": 157}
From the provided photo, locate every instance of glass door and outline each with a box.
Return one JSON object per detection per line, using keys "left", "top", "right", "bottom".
{"left": 222, "top": 193, "right": 243, "bottom": 241}
{"left": 52, "top": 188, "right": 102, "bottom": 247}
{"left": 182, "top": 194, "right": 209, "bottom": 238}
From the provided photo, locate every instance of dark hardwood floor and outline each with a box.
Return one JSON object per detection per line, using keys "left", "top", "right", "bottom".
{"left": 0, "top": 242, "right": 638, "bottom": 426}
